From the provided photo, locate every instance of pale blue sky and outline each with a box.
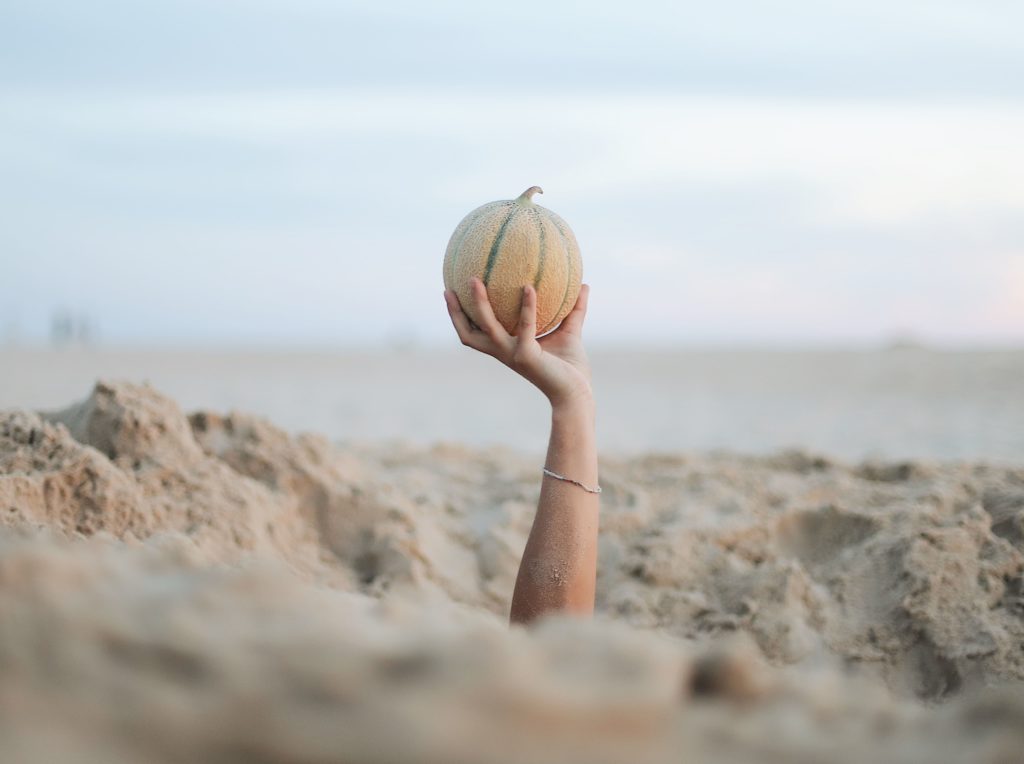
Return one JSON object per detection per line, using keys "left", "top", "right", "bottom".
{"left": 2, "top": 1, "right": 1022, "bottom": 346}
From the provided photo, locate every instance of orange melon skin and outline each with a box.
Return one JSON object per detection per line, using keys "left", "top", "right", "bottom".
{"left": 442, "top": 188, "right": 582, "bottom": 337}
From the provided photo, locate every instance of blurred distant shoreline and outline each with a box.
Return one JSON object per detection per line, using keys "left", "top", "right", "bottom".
{"left": 2, "top": 346, "right": 1021, "bottom": 463}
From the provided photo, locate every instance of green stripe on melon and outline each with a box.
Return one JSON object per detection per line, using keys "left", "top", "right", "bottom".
{"left": 540, "top": 212, "right": 581, "bottom": 335}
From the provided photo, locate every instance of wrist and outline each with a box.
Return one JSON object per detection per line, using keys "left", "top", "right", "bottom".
{"left": 549, "top": 389, "right": 595, "bottom": 420}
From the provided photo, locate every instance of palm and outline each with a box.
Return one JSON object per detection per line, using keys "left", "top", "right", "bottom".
{"left": 445, "top": 279, "right": 592, "bottom": 406}
{"left": 534, "top": 329, "right": 589, "bottom": 385}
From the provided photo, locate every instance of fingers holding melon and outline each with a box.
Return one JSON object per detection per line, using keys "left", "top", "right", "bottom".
{"left": 444, "top": 290, "right": 492, "bottom": 352}
{"left": 556, "top": 283, "right": 590, "bottom": 338}
{"left": 468, "top": 278, "right": 512, "bottom": 346}
{"left": 518, "top": 285, "right": 538, "bottom": 339}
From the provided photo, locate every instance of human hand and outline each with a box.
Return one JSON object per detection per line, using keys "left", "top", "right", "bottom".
{"left": 444, "top": 277, "right": 592, "bottom": 410}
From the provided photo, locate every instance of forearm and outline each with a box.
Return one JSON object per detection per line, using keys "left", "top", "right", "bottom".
{"left": 509, "top": 394, "right": 600, "bottom": 624}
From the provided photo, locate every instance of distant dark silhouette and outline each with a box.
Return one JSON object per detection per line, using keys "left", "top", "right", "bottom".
{"left": 50, "top": 310, "right": 95, "bottom": 347}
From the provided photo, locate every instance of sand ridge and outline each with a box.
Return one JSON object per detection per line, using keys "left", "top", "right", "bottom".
{"left": 1, "top": 381, "right": 1024, "bottom": 762}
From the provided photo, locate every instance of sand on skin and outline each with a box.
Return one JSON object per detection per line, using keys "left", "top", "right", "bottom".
{"left": 1, "top": 381, "right": 1024, "bottom": 762}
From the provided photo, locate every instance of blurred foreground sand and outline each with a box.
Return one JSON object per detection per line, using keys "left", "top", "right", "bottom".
{"left": 1, "top": 379, "right": 1024, "bottom": 762}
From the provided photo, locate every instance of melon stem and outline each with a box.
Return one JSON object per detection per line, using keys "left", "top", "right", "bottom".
{"left": 516, "top": 186, "right": 544, "bottom": 204}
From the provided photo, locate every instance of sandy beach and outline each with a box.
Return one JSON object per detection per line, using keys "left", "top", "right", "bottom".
{"left": 1, "top": 350, "right": 1023, "bottom": 762}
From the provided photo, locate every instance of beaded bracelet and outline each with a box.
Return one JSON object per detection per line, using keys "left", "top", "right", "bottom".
{"left": 542, "top": 467, "right": 602, "bottom": 494}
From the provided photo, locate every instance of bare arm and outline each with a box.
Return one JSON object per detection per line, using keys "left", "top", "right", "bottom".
{"left": 510, "top": 395, "right": 598, "bottom": 622}
{"left": 444, "top": 278, "right": 598, "bottom": 625}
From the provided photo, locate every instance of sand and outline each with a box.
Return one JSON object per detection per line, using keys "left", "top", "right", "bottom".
{"left": 2, "top": 380, "right": 1024, "bottom": 763}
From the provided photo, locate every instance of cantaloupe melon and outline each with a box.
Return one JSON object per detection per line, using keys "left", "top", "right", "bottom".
{"left": 443, "top": 186, "right": 582, "bottom": 337}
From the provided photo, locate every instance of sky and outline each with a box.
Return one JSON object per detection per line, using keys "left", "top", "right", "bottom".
{"left": 1, "top": 0, "right": 1023, "bottom": 347}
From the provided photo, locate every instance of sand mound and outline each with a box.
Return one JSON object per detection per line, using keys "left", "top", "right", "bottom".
{"left": 1, "top": 381, "right": 1023, "bottom": 762}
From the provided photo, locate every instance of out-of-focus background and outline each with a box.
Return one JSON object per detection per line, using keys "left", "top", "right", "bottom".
{"left": 2, "top": 1, "right": 1022, "bottom": 459}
